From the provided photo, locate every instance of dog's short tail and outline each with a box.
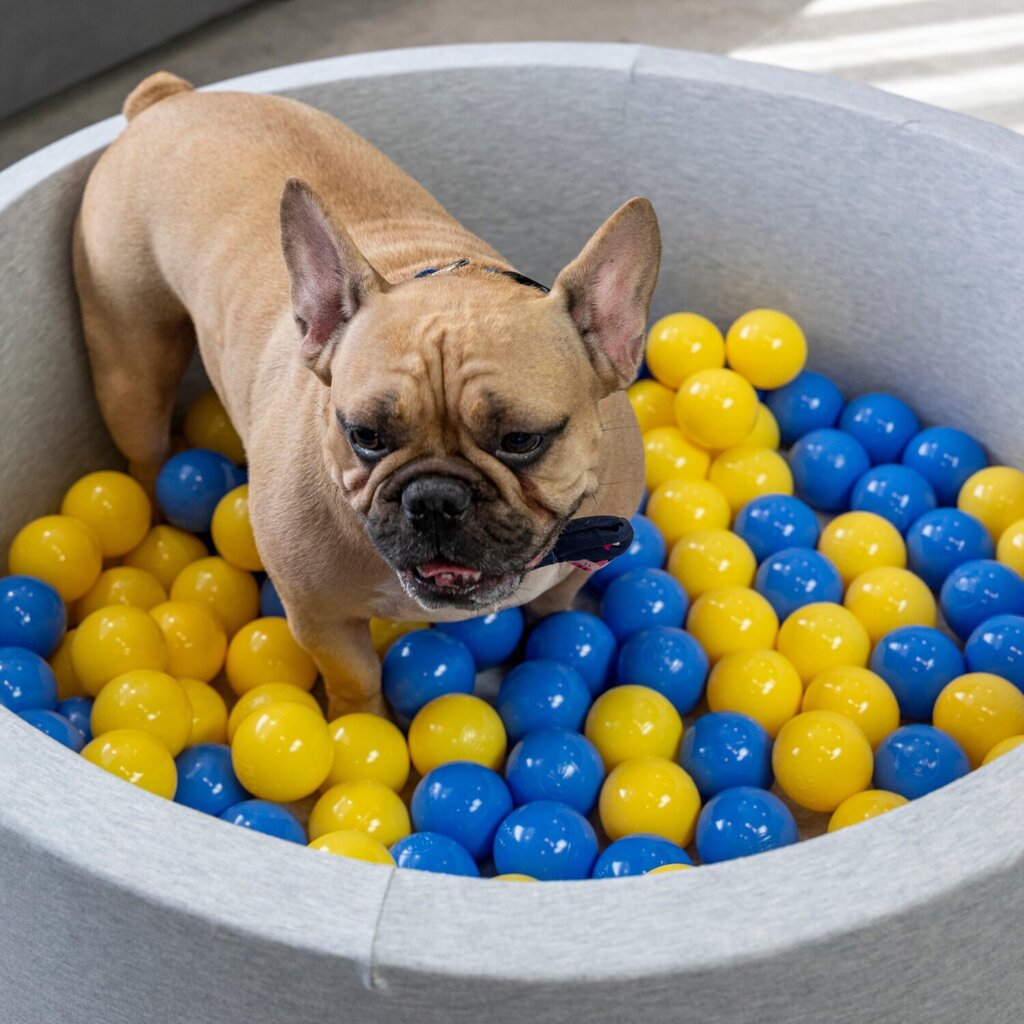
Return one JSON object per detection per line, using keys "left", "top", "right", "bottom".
{"left": 123, "top": 71, "right": 194, "bottom": 122}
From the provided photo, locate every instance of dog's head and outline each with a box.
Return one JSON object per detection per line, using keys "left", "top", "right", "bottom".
{"left": 280, "top": 178, "right": 660, "bottom": 611}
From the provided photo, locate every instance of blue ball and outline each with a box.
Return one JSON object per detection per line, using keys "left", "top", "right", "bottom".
{"left": 492, "top": 800, "right": 599, "bottom": 881}
{"left": 940, "top": 559, "right": 1024, "bottom": 641}
{"left": 599, "top": 568, "right": 688, "bottom": 643}
{"left": 175, "top": 744, "right": 249, "bottom": 816}
{"left": 965, "top": 614, "right": 1024, "bottom": 692}
{"left": 18, "top": 709, "right": 84, "bottom": 751}
{"left": 733, "top": 494, "right": 820, "bottom": 563}
{"left": 0, "top": 647, "right": 57, "bottom": 713}
{"left": 788, "top": 429, "right": 871, "bottom": 511}
{"left": 754, "top": 547, "right": 843, "bottom": 622}
{"left": 219, "top": 799, "right": 306, "bottom": 844}
{"left": 411, "top": 761, "right": 513, "bottom": 861}
{"left": 259, "top": 576, "right": 286, "bottom": 618}
{"left": 906, "top": 508, "right": 994, "bottom": 591}
{"left": 436, "top": 607, "right": 524, "bottom": 669}
{"left": 381, "top": 629, "right": 476, "bottom": 720}
{"left": 496, "top": 660, "right": 592, "bottom": 744}
{"left": 695, "top": 786, "right": 799, "bottom": 864}
{"left": 590, "top": 834, "right": 692, "bottom": 878}
{"left": 874, "top": 725, "right": 970, "bottom": 800}
{"left": 586, "top": 514, "right": 666, "bottom": 594}
{"left": 615, "top": 627, "right": 708, "bottom": 715}
{"left": 763, "top": 370, "right": 845, "bottom": 446}
{"left": 678, "top": 711, "right": 773, "bottom": 800}
{"left": 524, "top": 611, "right": 617, "bottom": 696}
{"left": 57, "top": 696, "right": 93, "bottom": 742}
{"left": 0, "top": 575, "right": 66, "bottom": 657}
{"left": 870, "top": 626, "right": 966, "bottom": 721}
{"left": 390, "top": 832, "right": 480, "bottom": 877}
{"left": 838, "top": 392, "right": 920, "bottom": 465}
{"left": 504, "top": 729, "right": 605, "bottom": 815}
{"left": 902, "top": 426, "right": 988, "bottom": 506}
{"left": 155, "top": 448, "right": 242, "bottom": 533}
{"left": 850, "top": 464, "right": 937, "bottom": 534}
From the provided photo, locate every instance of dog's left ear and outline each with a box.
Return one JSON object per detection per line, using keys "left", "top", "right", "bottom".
{"left": 280, "top": 177, "right": 390, "bottom": 385}
{"left": 549, "top": 198, "right": 661, "bottom": 394}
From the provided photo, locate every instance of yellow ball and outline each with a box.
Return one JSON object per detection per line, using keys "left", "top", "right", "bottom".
{"left": 772, "top": 710, "right": 874, "bottom": 813}
{"left": 225, "top": 616, "right": 317, "bottom": 696}
{"left": 725, "top": 308, "right": 807, "bottom": 389}
{"left": 599, "top": 756, "right": 702, "bottom": 846}
{"left": 149, "top": 600, "right": 227, "bottom": 683}
{"left": 686, "top": 586, "right": 779, "bottom": 663}
{"left": 211, "top": 485, "right": 263, "bottom": 572}
{"left": 308, "top": 780, "right": 411, "bottom": 846}
{"left": 493, "top": 873, "right": 538, "bottom": 882}
{"left": 183, "top": 390, "right": 246, "bottom": 464}
{"left": 123, "top": 525, "right": 208, "bottom": 591}
{"left": 707, "top": 446, "right": 794, "bottom": 515}
{"left": 982, "top": 734, "right": 1024, "bottom": 765}
{"left": 71, "top": 606, "right": 168, "bottom": 696}
{"left": 646, "top": 478, "right": 732, "bottom": 547}
{"left": 308, "top": 829, "right": 395, "bottom": 866}
{"left": 72, "top": 566, "right": 167, "bottom": 625}
{"left": 178, "top": 677, "right": 229, "bottom": 745}
{"left": 170, "top": 556, "right": 259, "bottom": 637}
{"left": 776, "top": 602, "right": 871, "bottom": 685}
{"left": 818, "top": 511, "right": 906, "bottom": 587}
{"left": 827, "top": 789, "right": 908, "bottom": 833}
{"left": 60, "top": 471, "right": 152, "bottom": 558}
{"left": 959, "top": 465, "right": 1024, "bottom": 541}
{"left": 407, "top": 694, "right": 507, "bottom": 776}
{"left": 91, "top": 669, "right": 193, "bottom": 756}
{"left": 645, "top": 312, "right": 725, "bottom": 388}
{"left": 674, "top": 368, "right": 759, "bottom": 449}
{"left": 738, "top": 403, "right": 781, "bottom": 451}
{"left": 647, "top": 862, "right": 694, "bottom": 875}
{"left": 933, "top": 672, "right": 1024, "bottom": 768}
{"left": 627, "top": 379, "right": 678, "bottom": 433}
{"left": 802, "top": 666, "right": 900, "bottom": 749}
{"left": 369, "top": 618, "right": 430, "bottom": 658}
{"left": 49, "top": 629, "right": 86, "bottom": 701}
{"left": 227, "top": 682, "right": 323, "bottom": 743}
{"left": 996, "top": 518, "right": 1024, "bottom": 577}
{"left": 231, "top": 702, "right": 333, "bottom": 802}
{"left": 642, "top": 427, "right": 710, "bottom": 491}
{"left": 81, "top": 727, "right": 177, "bottom": 799}
{"left": 843, "top": 567, "right": 936, "bottom": 644}
{"left": 584, "top": 684, "right": 684, "bottom": 771}
{"left": 325, "top": 712, "right": 410, "bottom": 791}
{"left": 667, "top": 529, "right": 756, "bottom": 598}
{"left": 706, "top": 649, "right": 803, "bottom": 738}
{"left": 8, "top": 514, "right": 103, "bottom": 602}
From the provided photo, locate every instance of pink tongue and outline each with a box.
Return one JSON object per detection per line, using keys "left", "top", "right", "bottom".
{"left": 417, "top": 561, "right": 482, "bottom": 586}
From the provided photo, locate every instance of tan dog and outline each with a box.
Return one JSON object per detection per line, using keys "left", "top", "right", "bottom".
{"left": 73, "top": 71, "right": 661, "bottom": 716}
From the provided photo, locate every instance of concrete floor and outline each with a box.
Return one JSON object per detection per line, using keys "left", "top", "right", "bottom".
{"left": 3, "top": 0, "right": 1023, "bottom": 171}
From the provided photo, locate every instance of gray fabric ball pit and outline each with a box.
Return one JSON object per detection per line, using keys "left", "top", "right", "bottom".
{"left": 2, "top": 43, "right": 1023, "bottom": 1024}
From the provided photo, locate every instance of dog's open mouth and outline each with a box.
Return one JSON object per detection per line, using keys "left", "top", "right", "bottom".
{"left": 397, "top": 554, "right": 545, "bottom": 609}
{"left": 414, "top": 560, "right": 484, "bottom": 589}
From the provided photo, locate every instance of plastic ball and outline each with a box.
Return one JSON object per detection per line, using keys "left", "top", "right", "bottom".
{"left": 844, "top": 566, "right": 937, "bottom": 644}
{"left": 965, "top": 614, "right": 1024, "bottom": 691}
{"left": 678, "top": 710, "right": 773, "bottom": 799}
{"left": 695, "top": 786, "right": 798, "bottom": 863}
{"left": 600, "top": 568, "right": 688, "bottom": 643}
{"left": 123, "top": 525, "right": 208, "bottom": 592}
{"left": 982, "top": 735, "right": 1024, "bottom": 765}
{"left": 598, "top": 756, "right": 701, "bottom": 845}
{"left": 18, "top": 709, "right": 84, "bottom": 751}
{"left": 725, "top": 308, "right": 807, "bottom": 389}
{"left": 959, "top": 465, "right": 1024, "bottom": 541}
{"left": 870, "top": 625, "right": 965, "bottom": 721}
{"left": 492, "top": 800, "right": 599, "bottom": 881}
{"left": 996, "top": 515, "right": 1024, "bottom": 580}
{"left": 369, "top": 618, "right": 428, "bottom": 657}
{"left": 71, "top": 606, "right": 167, "bottom": 696}
{"left": 169, "top": 557, "right": 259, "bottom": 637}
{"left": 591, "top": 834, "right": 692, "bottom": 879}
{"left": 178, "top": 677, "right": 228, "bottom": 745}
{"left": 584, "top": 684, "right": 683, "bottom": 770}
{"left": 308, "top": 830, "right": 395, "bottom": 865}
{"left": 932, "top": 672, "right": 1024, "bottom": 767}
{"left": 226, "top": 682, "right": 323, "bottom": 743}
{"left": 788, "top": 429, "right": 871, "bottom": 512}
{"left": 614, "top": 626, "right": 709, "bottom": 716}
{"left": 645, "top": 478, "right": 731, "bottom": 547}
{"left": 259, "top": 576, "right": 286, "bottom": 618}
{"left": 156, "top": 448, "right": 242, "bottom": 534}
{"left": 764, "top": 370, "right": 845, "bottom": 446}
{"left": 708, "top": 446, "right": 793, "bottom": 515}
{"left": 225, "top": 616, "right": 317, "bottom": 696}
{"left": 940, "top": 559, "right": 1024, "bottom": 641}
{"left": 230, "top": 702, "right": 332, "bottom": 801}
{"left": 0, "top": 646, "right": 58, "bottom": 712}
{"left": 174, "top": 743, "right": 248, "bottom": 816}
{"left": 906, "top": 508, "right": 994, "bottom": 591}
{"left": 91, "top": 669, "right": 193, "bottom": 756}
{"left": 732, "top": 494, "right": 820, "bottom": 563}
{"left": 381, "top": 629, "right": 476, "bottom": 719}
{"left": 585, "top": 514, "right": 666, "bottom": 594}
{"left": 308, "top": 780, "right": 411, "bottom": 846}
{"left": 873, "top": 724, "right": 970, "bottom": 800}
{"left": 645, "top": 311, "right": 725, "bottom": 388}
{"left": 149, "top": 600, "right": 227, "bottom": 683}
{"left": 411, "top": 761, "right": 513, "bottom": 860}
{"left": 705, "top": 649, "right": 803, "bottom": 737}
{"left": 817, "top": 511, "right": 906, "bottom": 587}
{"left": 801, "top": 666, "right": 899, "bottom": 749}
{"left": 686, "top": 586, "right": 779, "bottom": 663}
{"left": 325, "top": 712, "right": 410, "bottom": 791}
{"left": 219, "top": 799, "right": 305, "bottom": 844}
{"left": 57, "top": 696, "right": 93, "bottom": 742}
{"left": 827, "top": 789, "right": 908, "bottom": 833}
{"left": 850, "top": 464, "right": 937, "bottom": 534}
{"left": 755, "top": 547, "right": 843, "bottom": 622}
{"left": 408, "top": 694, "right": 507, "bottom": 775}
{"left": 8, "top": 514, "right": 103, "bottom": 602}
{"left": 493, "top": 873, "right": 538, "bottom": 882}
{"left": 902, "top": 426, "right": 988, "bottom": 506}
{"left": 0, "top": 575, "right": 66, "bottom": 657}
{"left": 667, "top": 529, "right": 756, "bottom": 598}
{"left": 211, "top": 485, "right": 263, "bottom": 572}
{"left": 627, "top": 379, "right": 678, "bottom": 433}
{"left": 505, "top": 728, "right": 605, "bottom": 814}
{"left": 646, "top": 862, "right": 694, "bottom": 876}
{"left": 642, "top": 427, "right": 711, "bottom": 490}
{"left": 183, "top": 390, "right": 246, "bottom": 464}
{"left": 838, "top": 393, "right": 920, "bottom": 465}
{"left": 49, "top": 630, "right": 84, "bottom": 701}
{"left": 81, "top": 728, "right": 177, "bottom": 799}
{"left": 674, "top": 368, "right": 759, "bottom": 449}
{"left": 524, "top": 611, "right": 617, "bottom": 696}
{"left": 735, "top": 403, "right": 781, "bottom": 451}
{"left": 496, "top": 659, "right": 592, "bottom": 744}
{"left": 776, "top": 602, "right": 870, "bottom": 684}
{"left": 73, "top": 566, "right": 167, "bottom": 624}
{"left": 61, "top": 470, "right": 152, "bottom": 558}
{"left": 391, "top": 832, "right": 480, "bottom": 877}
{"left": 436, "top": 607, "right": 524, "bottom": 669}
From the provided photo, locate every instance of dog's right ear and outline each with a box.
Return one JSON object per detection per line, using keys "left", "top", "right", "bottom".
{"left": 280, "top": 178, "right": 389, "bottom": 385}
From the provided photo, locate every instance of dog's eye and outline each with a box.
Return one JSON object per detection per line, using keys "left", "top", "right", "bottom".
{"left": 498, "top": 432, "right": 543, "bottom": 456}
{"left": 347, "top": 426, "right": 389, "bottom": 460}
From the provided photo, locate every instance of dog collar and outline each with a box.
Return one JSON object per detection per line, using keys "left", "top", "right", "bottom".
{"left": 413, "top": 258, "right": 550, "bottom": 294}
{"left": 535, "top": 515, "right": 635, "bottom": 573}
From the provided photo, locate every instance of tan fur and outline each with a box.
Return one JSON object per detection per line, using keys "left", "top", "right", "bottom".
{"left": 74, "top": 72, "right": 660, "bottom": 716}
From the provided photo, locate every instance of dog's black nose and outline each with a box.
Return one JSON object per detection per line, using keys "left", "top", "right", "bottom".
{"left": 401, "top": 475, "right": 473, "bottom": 529}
